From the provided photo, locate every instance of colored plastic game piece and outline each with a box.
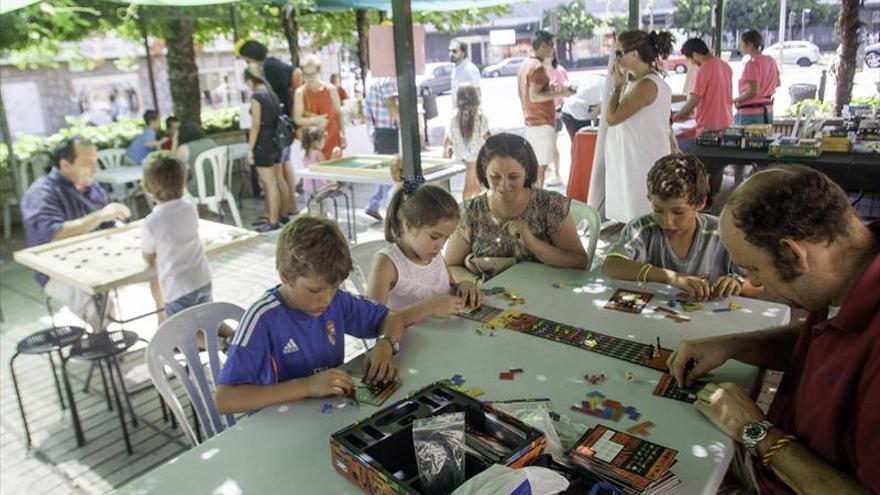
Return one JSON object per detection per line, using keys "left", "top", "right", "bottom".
{"left": 666, "top": 314, "right": 691, "bottom": 322}
{"left": 450, "top": 374, "right": 465, "bottom": 386}
{"left": 627, "top": 421, "right": 655, "bottom": 436}
{"left": 499, "top": 371, "right": 515, "bottom": 380}
{"left": 467, "top": 387, "right": 485, "bottom": 398}
{"left": 624, "top": 406, "right": 641, "bottom": 421}
{"left": 712, "top": 308, "right": 731, "bottom": 313}
{"left": 509, "top": 368, "right": 524, "bottom": 374}
{"left": 729, "top": 302, "right": 742, "bottom": 310}
{"left": 321, "top": 403, "right": 334, "bottom": 414}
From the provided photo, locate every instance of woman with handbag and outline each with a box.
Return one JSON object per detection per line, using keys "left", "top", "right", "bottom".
{"left": 245, "top": 66, "right": 293, "bottom": 232}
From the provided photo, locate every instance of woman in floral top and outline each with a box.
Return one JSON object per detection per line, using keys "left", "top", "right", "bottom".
{"left": 446, "top": 133, "right": 589, "bottom": 281}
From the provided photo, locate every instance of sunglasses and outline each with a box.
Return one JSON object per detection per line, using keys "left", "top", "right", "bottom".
{"left": 615, "top": 49, "right": 625, "bottom": 58}
{"left": 449, "top": 49, "right": 459, "bottom": 53}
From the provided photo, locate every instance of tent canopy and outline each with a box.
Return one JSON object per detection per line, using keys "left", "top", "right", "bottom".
{"left": 2, "top": 0, "right": 512, "bottom": 15}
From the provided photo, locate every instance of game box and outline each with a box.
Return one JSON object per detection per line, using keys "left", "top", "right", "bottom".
{"left": 330, "top": 382, "right": 547, "bottom": 494}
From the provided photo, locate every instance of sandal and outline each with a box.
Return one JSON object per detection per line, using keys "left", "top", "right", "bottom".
{"left": 255, "top": 222, "right": 281, "bottom": 233}
{"left": 251, "top": 216, "right": 270, "bottom": 226}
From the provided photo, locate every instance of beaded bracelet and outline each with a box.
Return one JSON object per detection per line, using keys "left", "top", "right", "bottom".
{"left": 637, "top": 263, "right": 653, "bottom": 284}
{"left": 761, "top": 434, "right": 797, "bottom": 468}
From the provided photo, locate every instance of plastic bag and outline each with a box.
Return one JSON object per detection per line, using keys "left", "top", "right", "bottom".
{"left": 451, "top": 464, "right": 569, "bottom": 495}
{"left": 490, "top": 400, "right": 566, "bottom": 463}
{"left": 413, "top": 412, "right": 466, "bottom": 494}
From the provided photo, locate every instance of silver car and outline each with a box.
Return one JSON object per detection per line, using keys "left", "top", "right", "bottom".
{"left": 765, "top": 41, "right": 820, "bottom": 66}
{"left": 482, "top": 56, "right": 526, "bottom": 77}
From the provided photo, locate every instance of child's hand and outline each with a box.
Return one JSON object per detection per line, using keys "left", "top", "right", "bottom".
{"left": 430, "top": 294, "right": 466, "bottom": 318}
{"left": 455, "top": 281, "right": 483, "bottom": 308}
{"left": 711, "top": 275, "right": 743, "bottom": 299}
{"left": 672, "top": 274, "right": 712, "bottom": 301}
{"left": 364, "top": 343, "right": 399, "bottom": 384}
{"left": 330, "top": 146, "right": 343, "bottom": 159}
{"left": 306, "top": 369, "right": 356, "bottom": 398}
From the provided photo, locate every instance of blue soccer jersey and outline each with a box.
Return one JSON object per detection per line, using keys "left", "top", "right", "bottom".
{"left": 218, "top": 286, "right": 389, "bottom": 386}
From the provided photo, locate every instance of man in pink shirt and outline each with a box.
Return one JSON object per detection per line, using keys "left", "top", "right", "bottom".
{"left": 673, "top": 38, "right": 733, "bottom": 136}
{"left": 733, "top": 30, "right": 780, "bottom": 125}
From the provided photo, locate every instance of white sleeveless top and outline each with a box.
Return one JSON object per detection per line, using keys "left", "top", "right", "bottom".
{"left": 379, "top": 243, "right": 452, "bottom": 311}
{"left": 604, "top": 72, "right": 672, "bottom": 223}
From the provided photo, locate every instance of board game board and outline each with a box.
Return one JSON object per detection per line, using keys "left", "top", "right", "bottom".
{"left": 13, "top": 219, "right": 259, "bottom": 295}
{"left": 460, "top": 305, "right": 672, "bottom": 371}
{"left": 652, "top": 373, "right": 707, "bottom": 404}
{"left": 352, "top": 377, "right": 400, "bottom": 406}
{"left": 307, "top": 154, "right": 455, "bottom": 179}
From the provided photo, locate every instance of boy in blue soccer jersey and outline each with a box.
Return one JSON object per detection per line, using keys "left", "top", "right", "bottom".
{"left": 215, "top": 216, "right": 405, "bottom": 414}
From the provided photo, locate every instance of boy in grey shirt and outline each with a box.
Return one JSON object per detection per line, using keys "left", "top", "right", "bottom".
{"left": 603, "top": 154, "right": 760, "bottom": 300}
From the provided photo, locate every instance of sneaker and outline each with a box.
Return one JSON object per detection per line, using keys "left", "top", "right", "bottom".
{"left": 255, "top": 222, "right": 281, "bottom": 233}
{"left": 364, "top": 209, "right": 383, "bottom": 222}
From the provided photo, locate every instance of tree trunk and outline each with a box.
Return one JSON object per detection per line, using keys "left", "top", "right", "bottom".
{"left": 356, "top": 9, "right": 370, "bottom": 92}
{"left": 165, "top": 18, "right": 201, "bottom": 124}
{"left": 834, "top": 0, "right": 860, "bottom": 116}
{"left": 280, "top": 5, "right": 300, "bottom": 67}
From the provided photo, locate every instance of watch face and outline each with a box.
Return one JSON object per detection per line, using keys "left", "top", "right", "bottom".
{"left": 745, "top": 424, "right": 763, "bottom": 440}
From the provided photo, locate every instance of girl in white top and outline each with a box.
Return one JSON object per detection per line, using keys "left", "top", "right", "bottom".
{"left": 443, "top": 83, "right": 490, "bottom": 201}
{"left": 604, "top": 30, "right": 675, "bottom": 223}
{"left": 367, "top": 180, "right": 482, "bottom": 325}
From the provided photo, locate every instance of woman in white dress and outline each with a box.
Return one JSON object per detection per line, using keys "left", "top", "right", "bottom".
{"left": 604, "top": 30, "right": 675, "bottom": 223}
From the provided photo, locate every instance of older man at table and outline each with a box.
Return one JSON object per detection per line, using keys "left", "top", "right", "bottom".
{"left": 21, "top": 137, "right": 131, "bottom": 331}
{"left": 668, "top": 166, "right": 879, "bottom": 494}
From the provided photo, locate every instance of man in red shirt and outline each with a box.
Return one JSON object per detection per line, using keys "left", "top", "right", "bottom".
{"left": 668, "top": 166, "right": 879, "bottom": 494}
{"left": 673, "top": 38, "right": 733, "bottom": 136}
{"left": 516, "top": 30, "right": 574, "bottom": 188}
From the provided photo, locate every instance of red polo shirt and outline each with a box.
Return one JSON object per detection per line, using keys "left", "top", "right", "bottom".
{"left": 756, "top": 225, "right": 880, "bottom": 494}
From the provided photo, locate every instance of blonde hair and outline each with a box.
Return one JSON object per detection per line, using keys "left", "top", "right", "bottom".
{"left": 301, "top": 54, "right": 322, "bottom": 71}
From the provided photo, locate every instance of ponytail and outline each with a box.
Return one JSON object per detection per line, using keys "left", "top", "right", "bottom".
{"left": 619, "top": 30, "right": 676, "bottom": 71}
{"left": 384, "top": 181, "right": 460, "bottom": 243}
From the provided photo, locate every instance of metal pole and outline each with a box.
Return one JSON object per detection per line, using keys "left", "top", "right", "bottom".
{"left": 713, "top": 0, "right": 724, "bottom": 57}
{"left": 628, "top": 0, "right": 639, "bottom": 30}
{"left": 390, "top": 0, "right": 421, "bottom": 178}
{"left": 778, "top": 0, "right": 787, "bottom": 64}
{"left": 139, "top": 14, "right": 160, "bottom": 113}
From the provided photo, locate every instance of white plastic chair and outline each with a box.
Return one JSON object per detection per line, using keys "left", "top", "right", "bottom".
{"left": 4, "top": 154, "right": 50, "bottom": 240}
{"left": 347, "top": 239, "right": 387, "bottom": 296}
{"left": 227, "top": 143, "right": 249, "bottom": 203}
{"left": 96, "top": 148, "right": 128, "bottom": 170}
{"left": 569, "top": 199, "right": 601, "bottom": 270}
{"left": 192, "top": 145, "right": 243, "bottom": 227}
{"left": 145, "top": 302, "right": 244, "bottom": 447}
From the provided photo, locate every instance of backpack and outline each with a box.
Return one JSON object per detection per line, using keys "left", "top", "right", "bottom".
{"left": 273, "top": 114, "right": 295, "bottom": 150}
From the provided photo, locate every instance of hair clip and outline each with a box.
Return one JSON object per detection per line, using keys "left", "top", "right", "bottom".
{"left": 402, "top": 176, "right": 425, "bottom": 195}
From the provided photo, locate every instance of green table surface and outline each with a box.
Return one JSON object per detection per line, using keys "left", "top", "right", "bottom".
{"left": 120, "top": 263, "right": 789, "bottom": 495}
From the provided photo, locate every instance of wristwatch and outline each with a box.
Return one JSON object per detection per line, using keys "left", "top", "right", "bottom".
{"left": 377, "top": 335, "right": 400, "bottom": 355}
{"left": 741, "top": 420, "right": 773, "bottom": 457}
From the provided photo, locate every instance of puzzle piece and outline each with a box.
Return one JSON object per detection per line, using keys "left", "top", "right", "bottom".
{"left": 499, "top": 371, "right": 515, "bottom": 380}
{"left": 321, "top": 403, "right": 334, "bottom": 414}
{"left": 509, "top": 368, "right": 524, "bottom": 374}
{"left": 625, "top": 406, "right": 641, "bottom": 421}
{"left": 627, "top": 421, "right": 655, "bottom": 436}
{"left": 450, "top": 374, "right": 465, "bottom": 386}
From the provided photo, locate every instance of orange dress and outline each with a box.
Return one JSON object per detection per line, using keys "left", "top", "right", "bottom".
{"left": 303, "top": 84, "right": 341, "bottom": 159}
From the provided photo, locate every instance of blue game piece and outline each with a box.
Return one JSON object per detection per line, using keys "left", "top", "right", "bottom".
{"left": 451, "top": 374, "right": 465, "bottom": 386}
{"left": 321, "top": 403, "right": 334, "bottom": 414}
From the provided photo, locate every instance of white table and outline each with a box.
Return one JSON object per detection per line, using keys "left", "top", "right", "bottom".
{"left": 120, "top": 263, "right": 789, "bottom": 494}
{"left": 95, "top": 165, "right": 146, "bottom": 217}
{"left": 298, "top": 163, "right": 467, "bottom": 243}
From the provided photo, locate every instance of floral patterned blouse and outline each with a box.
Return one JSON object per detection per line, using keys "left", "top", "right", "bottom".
{"left": 458, "top": 188, "right": 570, "bottom": 262}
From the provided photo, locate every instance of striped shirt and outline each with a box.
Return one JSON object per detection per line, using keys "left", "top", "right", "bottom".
{"left": 606, "top": 213, "right": 743, "bottom": 280}
{"left": 21, "top": 168, "right": 112, "bottom": 285}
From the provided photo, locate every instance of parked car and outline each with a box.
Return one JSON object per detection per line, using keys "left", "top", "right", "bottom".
{"left": 866, "top": 42, "right": 880, "bottom": 68}
{"left": 765, "top": 41, "right": 820, "bottom": 66}
{"left": 416, "top": 62, "right": 453, "bottom": 95}
{"left": 482, "top": 56, "right": 526, "bottom": 77}
{"left": 664, "top": 52, "right": 688, "bottom": 74}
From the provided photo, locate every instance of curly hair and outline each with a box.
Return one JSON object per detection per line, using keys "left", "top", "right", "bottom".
{"left": 143, "top": 152, "right": 186, "bottom": 202}
{"left": 475, "top": 133, "right": 538, "bottom": 189}
{"left": 726, "top": 165, "right": 852, "bottom": 282}
{"left": 647, "top": 153, "right": 709, "bottom": 206}
{"left": 618, "top": 30, "right": 675, "bottom": 70}
{"left": 276, "top": 216, "right": 352, "bottom": 284}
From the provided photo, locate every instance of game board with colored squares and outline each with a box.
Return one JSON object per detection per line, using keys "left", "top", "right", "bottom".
{"left": 461, "top": 306, "right": 671, "bottom": 371}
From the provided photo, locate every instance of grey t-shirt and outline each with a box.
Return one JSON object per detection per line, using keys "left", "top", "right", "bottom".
{"left": 607, "top": 213, "right": 742, "bottom": 280}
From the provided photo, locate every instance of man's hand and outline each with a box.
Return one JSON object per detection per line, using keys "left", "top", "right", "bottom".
{"left": 306, "top": 368, "right": 355, "bottom": 398}
{"left": 363, "top": 340, "right": 398, "bottom": 384}
{"left": 99, "top": 203, "right": 131, "bottom": 223}
{"left": 455, "top": 281, "right": 483, "bottom": 308}
{"left": 695, "top": 382, "right": 767, "bottom": 440}
{"left": 667, "top": 336, "right": 733, "bottom": 387}
{"left": 672, "top": 274, "right": 712, "bottom": 301}
{"left": 712, "top": 275, "right": 744, "bottom": 299}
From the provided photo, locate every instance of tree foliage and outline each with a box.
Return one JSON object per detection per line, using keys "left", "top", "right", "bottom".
{"left": 544, "top": 0, "right": 597, "bottom": 64}
{"left": 673, "top": 0, "right": 839, "bottom": 38}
